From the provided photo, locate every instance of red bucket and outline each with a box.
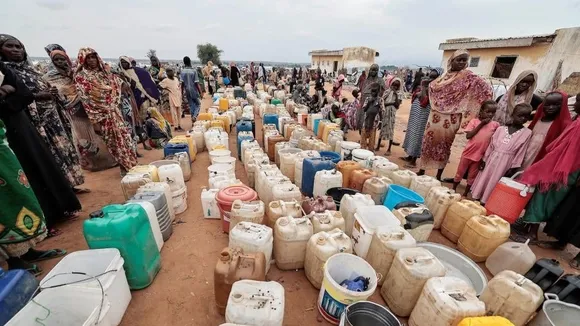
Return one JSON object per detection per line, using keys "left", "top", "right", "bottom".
{"left": 485, "top": 174, "right": 534, "bottom": 224}
{"left": 216, "top": 185, "right": 258, "bottom": 233}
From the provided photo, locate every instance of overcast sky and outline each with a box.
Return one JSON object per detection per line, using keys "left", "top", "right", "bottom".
{"left": 2, "top": 0, "right": 579, "bottom": 66}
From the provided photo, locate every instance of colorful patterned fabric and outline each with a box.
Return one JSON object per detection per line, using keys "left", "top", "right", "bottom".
{"left": 403, "top": 97, "right": 431, "bottom": 157}
{"left": 429, "top": 49, "right": 493, "bottom": 128}
{"left": 494, "top": 70, "right": 538, "bottom": 125}
{"left": 419, "top": 111, "right": 463, "bottom": 170}
{"left": 74, "top": 48, "right": 138, "bottom": 171}
{"left": 0, "top": 121, "right": 47, "bottom": 252}
{"left": 0, "top": 34, "right": 84, "bottom": 187}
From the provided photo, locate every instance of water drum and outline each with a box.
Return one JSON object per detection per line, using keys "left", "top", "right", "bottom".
{"left": 208, "top": 164, "right": 235, "bottom": 179}
{"left": 351, "top": 149, "right": 374, "bottom": 168}
{"left": 209, "top": 149, "right": 231, "bottom": 162}
{"left": 212, "top": 156, "right": 237, "bottom": 166}
{"left": 485, "top": 173, "right": 534, "bottom": 224}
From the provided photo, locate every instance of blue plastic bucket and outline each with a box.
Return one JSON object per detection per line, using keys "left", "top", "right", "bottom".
{"left": 319, "top": 151, "right": 341, "bottom": 164}
{"left": 383, "top": 184, "right": 424, "bottom": 210}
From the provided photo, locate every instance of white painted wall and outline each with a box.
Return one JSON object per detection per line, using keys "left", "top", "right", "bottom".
{"left": 536, "top": 28, "right": 580, "bottom": 91}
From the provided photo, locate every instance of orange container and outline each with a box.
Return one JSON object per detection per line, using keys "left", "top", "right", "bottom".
{"left": 198, "top": 112, "right": 213, "bottom": 121}
{"left": 337, "top": 161, "right": 362, "bottom": 188}
{"left": 349, "top": 169, "right": 376, "bottom": 191}
{"left": 267, "top": 135, "right": 286, "bottom": 162}
{"left": 485, "top": 176, "right": 534, "bottom": 224}
{"left": 216, "top": 185, "right": 258, "bottom": 233}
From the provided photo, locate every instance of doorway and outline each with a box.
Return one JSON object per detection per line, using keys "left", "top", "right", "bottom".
{"left": 333, "top": 61, "right": 338, "bottom": 72}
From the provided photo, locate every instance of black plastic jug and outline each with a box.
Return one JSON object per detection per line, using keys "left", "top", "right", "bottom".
{"left": 524, "top": 258, "right": 564, "bottom": 291}
{"left": 547, "top": 274, "right": 580, "bottom": 305}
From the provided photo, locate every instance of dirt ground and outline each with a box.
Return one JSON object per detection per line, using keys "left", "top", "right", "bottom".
{"left": 27, "top": 84, "right": 578, "bottom": 326}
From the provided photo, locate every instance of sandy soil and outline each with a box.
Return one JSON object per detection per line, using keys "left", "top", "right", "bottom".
{"left": 22, "top": 84, "right": 578, "bottom": 326}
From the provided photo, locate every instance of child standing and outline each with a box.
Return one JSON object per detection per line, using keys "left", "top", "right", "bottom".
{"left": 453, "top": 100, "right": 500, "bottom": 196}
{"left": 360, "top": 83, "right": 383, "bottom": 150}
{"left": 159, "top": 68, "right": 183, "bottom": 131}
{"left": 377, "top": 78, "right": 402, "bottom": 155}
{"left": 470, "top": 103, "right": 533, "bottom": 203}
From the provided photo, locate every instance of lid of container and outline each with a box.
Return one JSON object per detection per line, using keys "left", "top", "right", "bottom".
{"left": 352, "top": 149, "right": 374, "bottom": 159}
{"left": 355, "top": 206, "right": 401, "bottom": 229}
{"left": 217, "top": 185, "right": 257, "bottom": 203}
{"left": 341, "top": 141, "right": 361, "bottom": 149}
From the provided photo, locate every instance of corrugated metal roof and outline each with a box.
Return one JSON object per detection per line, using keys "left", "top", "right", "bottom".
{"left": 441, "top": 33, "right": 555, "bottom": 45}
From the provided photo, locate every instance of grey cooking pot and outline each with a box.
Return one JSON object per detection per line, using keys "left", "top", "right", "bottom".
{"left": 528, "top": 293, "right": 580, "bottom": 326}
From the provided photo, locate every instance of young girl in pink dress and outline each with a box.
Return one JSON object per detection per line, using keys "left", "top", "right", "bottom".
{"left": 470, "top": 103, "right": 533, "bottom": 203}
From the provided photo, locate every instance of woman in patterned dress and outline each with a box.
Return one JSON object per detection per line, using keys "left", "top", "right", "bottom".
{"left": 0, "top": 35, "right": 85, "bottom": 191}
{"left": 417, "top": 49, "right": 493, "bottom": 181}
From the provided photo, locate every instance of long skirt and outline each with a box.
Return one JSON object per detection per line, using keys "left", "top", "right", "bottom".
{"left": 522, "top": 170, "right": 580, "bottom": 223}
{"left": 403, "top": 99, "right": 431, "bottom": 157}
{"left": 418, "top": 111, "right": 462, "bottom": 170}
{"left": 0, "top": 125, "right": 47, "bottom": 259}
{"left": 380, "top": 106, "right": 396, "bottom": 141}
{"left": 543, "top": 181, "right": 580, "bottom": 247}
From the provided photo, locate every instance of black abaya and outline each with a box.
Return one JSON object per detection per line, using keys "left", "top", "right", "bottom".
{"left": 544, "top": 180, "right": 580, "bottom": 247}
{"left": 0, "top": 63, "right": 81, "bottom": 229}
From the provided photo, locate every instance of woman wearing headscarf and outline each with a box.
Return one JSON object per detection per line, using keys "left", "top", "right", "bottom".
{"left": 249, "top": 62, "right": 256, "bottom": 89}
{"left": 494, "top": 70, "right": 542, "bottom": 125}
{"left": 74, "top": 48, "right": 138, "bottom": 174}
{"left": 144, "top": 107, "right": 172, "bottom": 148}
{"left": 0, "top": 61, "right": 81, "bottom": 238}
{"left": 203, "top": 61, "right": 214, "bottom": 95}
{"left": 230, "top": 62, "right": 241, "bottom": 87}
{"left": 356, "top": 70, "right": 366, "bottom": 90}
{"left": 196, "top": 66, "right": 206, "bottom": 97}
{"left": 332, "top": 74, "right": 345, "bottom": 101}
{"left": 377, "top": 77, "right": 403, "bottom": 155}
{"left": 401, "top": 68, "right": 443, "bottom": 167}
{"left": 43, "top": 46, "right": 117, "bottom": 172}
{"left": 418, "top": 50, "right": 492, "bottom": 181}
{"left": 118, "top": 56, "right": 160, "bottom": 123}
{"left": 356, "top": 64, "right": 384, "bottom": 131}
{"left": 0, "top": 35, "right": 85, "bottom": 190}
{"left": 147, "top": 56, "right": 166, "bottom": 83}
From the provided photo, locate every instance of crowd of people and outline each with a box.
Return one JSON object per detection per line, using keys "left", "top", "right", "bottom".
{"left": 1, "top": 33, "right": 579, "bottom": 275}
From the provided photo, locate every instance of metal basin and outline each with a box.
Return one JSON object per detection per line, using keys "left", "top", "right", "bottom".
{"left": 418, "top": 242, "right": 487, "bottom": 295}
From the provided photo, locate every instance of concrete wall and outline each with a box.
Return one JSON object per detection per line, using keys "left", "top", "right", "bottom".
{"left": 311, "top": 55, "right": 343, "bottom": 72}
{"left": 342, "top": 47, "right": 377, "bottom": 70}
{"left": 440, "top": 27, "right": 580, "bottom": 92}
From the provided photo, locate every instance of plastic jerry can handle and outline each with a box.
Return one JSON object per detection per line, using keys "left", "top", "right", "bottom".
{"left": 89, "top": 210, "right": 104, "bottom": 219}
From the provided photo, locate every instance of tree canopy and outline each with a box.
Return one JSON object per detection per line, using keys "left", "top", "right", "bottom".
{"left": 197, "top": 43, "right": 222, "bottom": 65}
{"left": 147, "top": 49, "right": 157, "bottom": 59}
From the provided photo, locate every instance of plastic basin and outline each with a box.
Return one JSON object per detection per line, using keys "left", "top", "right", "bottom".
{"left": 326, "top": 187, "right": 360, "bottom": 209}
{"left": 318, "top": 151, "right": 341, "bottom": 164}
{"left": 383, "top": 184, "right": 424, "bottom": 210}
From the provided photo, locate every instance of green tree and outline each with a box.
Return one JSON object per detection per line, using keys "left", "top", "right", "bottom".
{"left": 197, "top": 43, "right": 222, "bottom": 65}
{"left": 146, "top": 49, "right": 157, "bottom": 59}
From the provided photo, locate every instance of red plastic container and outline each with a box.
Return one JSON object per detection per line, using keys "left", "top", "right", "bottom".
{"left": 485, "top": 175, "right": 534, "bottom": 224}
{"left": 216, "top": 185, "right": 258, "bottom": 233}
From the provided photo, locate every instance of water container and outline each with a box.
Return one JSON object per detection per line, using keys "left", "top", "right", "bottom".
{"left": 213, "top": 156, "right": 237, "bottom": 166}
{"left": 219, "top": 98, "right": 229, "bottom": 111}
{"left": 352, "top": 149, "right": 374, "bottom": 168}
{"left": 337, "top": 161, "right": 362, "bottom": 187}
{"left": 302, "top": 157, "right": 336, "bottom": 197}
{"left": 393, "top": 203, "right": 434, "bottom": 242}
{"left": 229, "top": 200, "right": 265, "bottom": 231}
{"left": 271, "top": 183, "right": 302, "bottom": 206}
{"left": 305, "top": 229, "right": 353, "bottom": 289}
{"left": 317, "top": 253, "right": 379, "bottom": 324}
{"left": 410, "top": 175, "right": 442, "bottom": 199}
{"left": 217, "top": 185, "right": 259, "bottom": 233}
{"left": 225, "top": 280, "right": 285, "bottom": 326}
{"left": 314, "top": 169, "right": 343, "bottom": 197}
{"left": 294, "top": 151, "right": 322, "bottom": 188}
{"left": 524, "top": 258, "right": 564, "bottom": 291}
{"left": 216, "top": 115, "right": 231, "bottom": 133}
{"left": 486, "top": 240, "right": 536, "bottom": 276}
{"left": 237, "top": 132, "right": 254, "bottom": 159}
{"left": 298, "top": 136, "right": 317, "bottom": 150}
{"left": 84, "top": 204, "right": 161, "bottom": 289}
{"left": 339, "top": 301, "right": 401, "bottom": 326}
{"left": 279, "top": 148, "right": 303, "bottom": 178}
{"left": 236, "top": 120, "right": 253, "bottom": 134}
{"left": 319, "top": 151, "right": 341, "bottom": 164}
{"left": 274, "top": 141, "right": 291, "bottom": 166}
{"left": 308, "top": 113, "right": 323, "bottom": 130}
{"left": 158, "top": 164, "right": 185, "bottom": 192}
{"left": 266, "top": 200, "right": 303, "bottom": 228}
{"left": 316, "top": 119, "right": 331, "bottom": 138}
{"left": 409, "top": 277, "right": 485, "bottom": 326}
{"left": 381, "top": 247, "right": 446, "bottom": 316}
{"left": 366, "top": 226, "right": 416, "bottom": 286}
{"left": 327, "top": 130, "right": 344, "bottom": 149}
{"left": 321, "top": 123, "right": 339, "bottom": 143}
{"left": 266, "top": 135, "right": 285, "bottom": 161}
{"left": 188, "top": 127, "right": 205, "bottom": 152}
{"left": 374, "top": 161, "right": 399, "bottom": 179}
{"left": 163, "top": 142, "right": 190, "bottom": 163}
{"left": 121, "top": 173, "right": 152, "bottom": 200}
{"left": 263, "top": 113, "right": 279, "bottom": 130}
{"left": 425, "top": 186, "right": 462, "bottom": 229}
{"left": 362, "top": 176, "right": 391, "bottom": 205}
{"left": 441, "top": 200, "right": 487, "bottom": 243}
{"left": 198, "top": 112, "right": 213, "bottom": 121}
{"left": 278, "top": 116, "right": 293, "bottom": 136}
{"left": 210, "top": 148, "right": 232, "bottom": 162}
{"left": 274, "top": 216, "right": 314, "bottom": 270}
{"left": 480, "top": 271, "right": 543, "bottom": 326}
{"left": 349, "top": 169, "right": 377, "bottom": 192}
{"left": 284, "top": 123, "right": 299, "bottom": 140}
{"left": 259, "top": 174, "right": 291, "bottom": 205}
{"left": 129, "top": 165, "right": 160, "bottom": 182}
{"left": 171, "top": 135, "right": 197, "bottom": 161}
{"left": 325, "top": 187, "right": 360, "bottom": 209}
{"left": 302, "top": 196, "right": 337, "bottom": 214}
{"left": 0, "top": 268, "right": 38, "bottom": 325}
{"left": 214, "top": 247, "right": 266, "bottom": 315}
{"left": 457, "top": 215, "right": 510, "bottom": 262}
{"left": 137, "top": 182, "right": 175, "bottom": 221}
{"left": 310, "top": 210, "right": 346, "bottom": 234}
{"left": 165, "top": 153, "right": 191, "bottom": 181}
{"left": 241, "top": 141, "right": 261, "bottom": 164}
{"left": 340, "top": 141, "right": 361, "bottom": 160}
{"left": 339, "top": 193, "right": 375, "bottom": 236}
{"left": 126, "top": 199, "right": 163, "bottom": 248}
{"left": 390, "top": 169, "right": 417, "bottom": 188}
{"left": 40, "top": 249, "right": 131, "bottom": 325}
{"left": 229, "top": 222, "right": 273, "bottom": 273}
{"left": 547, "top": 274, "right": 580, "bottom": 305}
{"left": 365, "top": 156, "right": 389, "bottom": 170}
{"left": 6, "top": 286, "right": 114, "bottom": 326}
{"left": 202, "top": 188, "right": 221, "bottom": 219}
{"left": 209, "top": 164, "right": 236, "bottom": 180}
{"left": 352, "top": 205, "right": 401, "bottom": 258}
{"left": 313, "top": 117, "right": 325, "bottom": 135}
{"left": 383, "top": 184, "right": 424, "bottom": 210}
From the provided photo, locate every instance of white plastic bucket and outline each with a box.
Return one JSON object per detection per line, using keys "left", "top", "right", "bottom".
{"left": 212, "top": 156, "right": 237, "bottom": 166}
{"left": 340, "top": 142, "right": 361, "bottom": 161}
{"left": 318, "top": 253, "right": 378, "bottom": 324}
{"left": 209, "top": 149, "right": 232, "bottom": 161}
{"left": 172, "top": 186, "right": 188, "bottom": 215}
{"left": 208, "top": 164, "right": 235, "bottom": 178}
